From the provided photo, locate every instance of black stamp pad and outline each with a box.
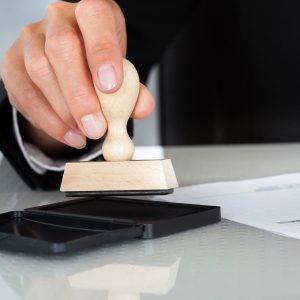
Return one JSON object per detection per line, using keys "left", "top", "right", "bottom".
{"left": 0, "top": 196, "right": 220, "bottom": 254}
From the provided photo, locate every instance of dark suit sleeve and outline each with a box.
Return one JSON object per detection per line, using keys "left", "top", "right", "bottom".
{"left": 0, "top": 81, "right": 62, "bottom": 190}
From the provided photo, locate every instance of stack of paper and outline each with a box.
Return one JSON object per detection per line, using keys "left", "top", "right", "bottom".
{"left": 157, "top": 173, "right": 300, "bottom": 240}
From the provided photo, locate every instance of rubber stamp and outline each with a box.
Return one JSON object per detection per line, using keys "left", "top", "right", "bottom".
{"left": 60, "top": 59, "right": 178, "bottom": 196}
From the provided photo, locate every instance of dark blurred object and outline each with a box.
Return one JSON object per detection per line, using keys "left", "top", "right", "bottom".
{"left": 160, "top": 0, "right": 300, "bottom": 145}
{"left": 118, "top": 0, "right": 196, "bottom": 83}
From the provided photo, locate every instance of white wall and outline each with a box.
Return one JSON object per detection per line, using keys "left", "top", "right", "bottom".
{"left": 0, "top": 0, "right": 160, "bottom": 145}
{"left": 0, "top": 0, "right": 53, "bottom": 65}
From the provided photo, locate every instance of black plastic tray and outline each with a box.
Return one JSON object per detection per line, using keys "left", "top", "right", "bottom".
{"left": 0, "top": 197, "right": 221, "bottom": 253}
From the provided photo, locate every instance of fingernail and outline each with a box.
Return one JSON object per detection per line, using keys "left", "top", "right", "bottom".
{"left": 81, "top": 113, "right": 105, "bottom": 139}
{"left": 63, "top": 130, "right": 86, "bottom": 149}
{"left": 97, "top": 63, "right": 117, "bottom": 91}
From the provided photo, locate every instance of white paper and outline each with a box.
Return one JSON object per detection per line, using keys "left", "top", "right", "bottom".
{"left": 156, "top": 173, "right": 300, "bottom": 239}
{"left": 133, "top": 146, "right": 164, "bottom": 160}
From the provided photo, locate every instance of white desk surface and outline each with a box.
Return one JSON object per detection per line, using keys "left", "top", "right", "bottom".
{"left": 1, "top": 144, "right": 300, "bottom": 299}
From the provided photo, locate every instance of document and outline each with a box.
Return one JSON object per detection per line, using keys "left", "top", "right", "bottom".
{"left": 157, "top": 173, "right": 300, "bottom": 239}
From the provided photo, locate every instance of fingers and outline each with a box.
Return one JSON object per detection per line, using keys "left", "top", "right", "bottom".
{"left": 131, "top": 84, "right": 156, "bottom": 119}
{"left": 44, "top": 2, "right": 107, "bottom": 139}
{"left": 2, "top": 49, "right": 86, "bottom": 149}
{"left": 75, "top": 0, "right": 125, "bottom": 93}
{"left": 23, "top": 32, "right": 77, "bottom": 129}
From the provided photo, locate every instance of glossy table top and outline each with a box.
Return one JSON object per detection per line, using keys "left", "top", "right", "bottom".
{"left": 1, "top": 144, "right": 300, "bottom": 300}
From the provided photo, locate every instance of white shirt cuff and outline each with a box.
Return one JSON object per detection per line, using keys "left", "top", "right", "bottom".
{"left": 12, "top": 108, "right": 103, "bottom": 174}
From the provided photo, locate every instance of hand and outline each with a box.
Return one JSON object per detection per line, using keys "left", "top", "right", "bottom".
{"left": 1, "top": 0, "right": 155, "bottom": 152}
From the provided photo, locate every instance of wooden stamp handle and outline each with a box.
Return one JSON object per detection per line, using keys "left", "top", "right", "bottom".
{"left": 94, "top": 59, "right": 140, "bottom": 161}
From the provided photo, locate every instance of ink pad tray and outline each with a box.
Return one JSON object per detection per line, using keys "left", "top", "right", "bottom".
{"left": 0, "top": 197, "right": 220, "bottom": 253}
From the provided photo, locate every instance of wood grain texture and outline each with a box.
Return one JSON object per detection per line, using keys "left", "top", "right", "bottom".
{"left": 95, "top": 59, "right": 140, "bottom": 161}
{"left": 60, "top": 159, "right": 178, "bottom": 192}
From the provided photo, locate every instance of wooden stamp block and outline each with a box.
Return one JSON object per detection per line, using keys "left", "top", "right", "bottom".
{"left": 60, "top": 159, "right": 178, "bottom": 195}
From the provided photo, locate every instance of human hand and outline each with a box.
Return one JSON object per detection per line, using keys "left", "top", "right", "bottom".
{"left": 1, "top": 0, "right": 155, "bottom": 152}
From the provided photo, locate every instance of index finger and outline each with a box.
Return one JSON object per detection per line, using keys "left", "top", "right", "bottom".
{"left": 75, "top": 0, "right": 125, "bottom": 93}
